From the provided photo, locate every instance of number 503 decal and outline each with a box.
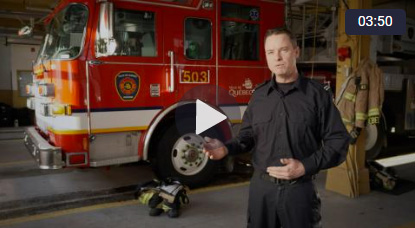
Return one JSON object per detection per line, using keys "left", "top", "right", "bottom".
{"left": 180, "top": 70, "right": 210, "bottom": 84}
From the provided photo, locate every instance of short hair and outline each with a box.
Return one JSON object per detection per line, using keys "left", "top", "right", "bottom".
{"left": 264, "top": 27, "right": 298, "bottom": 47}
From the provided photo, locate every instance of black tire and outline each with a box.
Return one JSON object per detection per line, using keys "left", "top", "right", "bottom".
{"left": 152, "top": 121, "right": 223, "bottom": 188}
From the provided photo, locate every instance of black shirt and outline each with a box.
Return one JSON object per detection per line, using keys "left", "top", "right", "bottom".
{"left": 226, "top": 75, "right": 350, "bottom": 176}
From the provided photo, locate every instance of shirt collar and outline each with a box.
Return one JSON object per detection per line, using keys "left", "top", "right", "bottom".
{"left": 266, "top": 73, "right": 306, "bottom": 96}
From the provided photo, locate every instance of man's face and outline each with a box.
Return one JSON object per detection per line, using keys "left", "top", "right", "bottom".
{"left": 265, "top": 34, "right": 299, "bottom": 78}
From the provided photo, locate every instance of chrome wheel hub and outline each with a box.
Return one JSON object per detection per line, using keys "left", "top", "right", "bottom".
{"left": 171, "top": 133, "right": 208, "bottom": 176}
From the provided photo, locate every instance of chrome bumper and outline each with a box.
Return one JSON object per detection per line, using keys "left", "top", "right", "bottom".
{"left": 24, "top": 127, "right": 63, "bottom": 169}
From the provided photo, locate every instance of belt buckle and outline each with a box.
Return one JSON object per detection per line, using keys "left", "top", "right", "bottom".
{"left": 280, "top": 179, "right": 296, "bottom": 185}
{"left": 261, "top": 173, "right": 297, "bottom": 185}
{"left": 274, "top": 177, "right": 294, "bottom": 185}
{"left": 270, "top": 176, "right": 282, "bottom": 184}
{"left": 277, "top": 178, "right": 297, "bottom": 185}
{"left": 273, "top": 177, "right": 281, "bottom": 184}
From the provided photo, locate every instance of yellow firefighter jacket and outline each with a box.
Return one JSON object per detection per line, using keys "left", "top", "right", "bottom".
{"left": 336, "top": 58, "right": 384, "bottom": 128}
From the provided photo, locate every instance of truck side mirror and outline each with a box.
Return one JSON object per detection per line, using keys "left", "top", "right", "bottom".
{"left": 18, "top": 18, "right": 35, "bottom": 37}
{"left": 18, "top": 25, "right": 33, "bottom": 37}
{"left": 97, "top": 2, "right": 116, "bottom": 56}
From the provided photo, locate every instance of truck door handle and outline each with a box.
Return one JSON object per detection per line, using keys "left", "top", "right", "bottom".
{"left": 168, "top": 51, "right": 175, "bottom": 92}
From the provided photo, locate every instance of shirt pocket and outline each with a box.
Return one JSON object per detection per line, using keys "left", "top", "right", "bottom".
{"left": 287, "top": 109, "right": 318, "bottom": 129}
{"left": 252, "top": 112, "right": 272, "bottom": 134}
{"left": 252, "top": 112, "right": 272, "bottom": 125}
{"left": 287, "top": 110, "right": 317, "bottom": 145}
{"left": 251, "top": 112, "right": 273, "bottom": 150}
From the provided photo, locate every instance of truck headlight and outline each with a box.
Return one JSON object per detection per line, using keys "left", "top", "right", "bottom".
{"left": 51, "top": 103, "right": 72, "bottom": 116}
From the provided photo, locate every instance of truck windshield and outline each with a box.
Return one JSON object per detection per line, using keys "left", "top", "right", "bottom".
{"left": 37, "top": 4, "right": 88, "bottom": 61}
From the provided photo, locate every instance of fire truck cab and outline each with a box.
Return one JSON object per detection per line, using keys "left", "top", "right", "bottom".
{"left": 24, "top": 0, "right": 284, "bottom": 187}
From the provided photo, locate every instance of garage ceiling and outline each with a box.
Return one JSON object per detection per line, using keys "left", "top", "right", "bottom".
{"left": 0, "top": 0, "right": 57, "bottom": 45}
{"left": 0, "top": 0, "right": 410, "bottom": 46}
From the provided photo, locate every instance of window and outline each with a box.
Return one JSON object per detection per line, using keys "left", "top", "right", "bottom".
{"left": 221, "top": 2, "right": 259, "bottom": 61}
{"left": 184, "top": 18, "right": 212, "bottom": 60}
{"left": 113, "top": 9, "right": 156, "bottom": 57}
{"left": 41, "top": 4, "right": 88, "bottom": 60}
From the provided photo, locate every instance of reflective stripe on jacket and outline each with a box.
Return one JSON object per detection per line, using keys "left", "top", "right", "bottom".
{"left": 336, "top": 58, "right": 384, "bottom": 128}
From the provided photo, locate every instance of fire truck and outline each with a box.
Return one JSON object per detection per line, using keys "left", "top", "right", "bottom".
{"left": 24, "top": 0, "right": 284, "bottom": 187}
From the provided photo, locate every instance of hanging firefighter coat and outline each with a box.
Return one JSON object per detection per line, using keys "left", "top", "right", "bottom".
{"left": 336, "top": 58, "right": 384, "bottom": 128}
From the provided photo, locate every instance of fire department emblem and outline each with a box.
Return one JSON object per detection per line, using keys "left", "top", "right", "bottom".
{"left": 116, "top": 72, "right": 140, "bottom": 101}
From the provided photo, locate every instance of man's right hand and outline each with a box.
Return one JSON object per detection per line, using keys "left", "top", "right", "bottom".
{"left": 202, "top": 136, "right": 228, "bottom": 160}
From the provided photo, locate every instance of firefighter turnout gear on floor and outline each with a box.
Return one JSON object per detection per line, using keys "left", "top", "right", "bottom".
{"left": 336, "top": 58, "right": 384, "bottom": 140}
{"left": 135, "top": 179, "right": 189, "bottom": 218}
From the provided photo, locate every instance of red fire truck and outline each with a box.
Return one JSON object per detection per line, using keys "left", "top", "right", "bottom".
{"left": 24, "top": 0, "right": 284, "bottom": 186}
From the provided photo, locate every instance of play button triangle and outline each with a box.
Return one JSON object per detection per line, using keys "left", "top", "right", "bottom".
{"left": 195, "top": 99, "right": 226, "bottom": 135}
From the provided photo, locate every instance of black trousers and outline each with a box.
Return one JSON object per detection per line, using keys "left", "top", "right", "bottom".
{"left": 247, "top": 172, "right": 322, "bottom": 228}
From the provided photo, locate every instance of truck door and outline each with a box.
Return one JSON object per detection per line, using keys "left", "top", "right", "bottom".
{"left": 88, "top": 2, "right": 164, "bottom": 165}
{"left": 162, "top": 5, "right": 217, "bottom": 106}
{"left": 149, "top": 3, "right": 223, "bottom": 187}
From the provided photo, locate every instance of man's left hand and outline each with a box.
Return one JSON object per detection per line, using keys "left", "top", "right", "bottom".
{"left": 266, "top": 158, "right": 305, "bottom": 180}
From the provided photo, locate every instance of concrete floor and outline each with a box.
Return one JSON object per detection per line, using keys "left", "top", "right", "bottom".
{"left": 1, "top": 128, "right": 415, "bottom": 228}
{"left": 1, "top": 170, "right": 415, "bottom": 228}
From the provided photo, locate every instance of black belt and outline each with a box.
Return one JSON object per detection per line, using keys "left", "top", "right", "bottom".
{"left": 257, "top": 171, "right": 313, "bottom": 185}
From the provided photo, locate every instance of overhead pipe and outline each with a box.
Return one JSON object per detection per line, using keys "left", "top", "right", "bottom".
{"left": 0, "top": 10, "right": 47, "bottom": 20}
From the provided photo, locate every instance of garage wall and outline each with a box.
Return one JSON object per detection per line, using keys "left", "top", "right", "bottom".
{"left": 10, "top": 44, "right": 39, "bottom": 108}
{"left": 0, "top": 44, "right": 12, "bottom": 105}
{"left": 0, "top": 44, "right": 39, "bottom": 108}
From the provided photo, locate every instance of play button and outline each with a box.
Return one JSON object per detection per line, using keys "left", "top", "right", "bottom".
{"left": 196, "top": 99, "right": 227, "bottom": 135}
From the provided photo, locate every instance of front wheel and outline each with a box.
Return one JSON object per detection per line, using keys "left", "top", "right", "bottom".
{"left": 152, "top": 123, "right": 221, "bottom": 188}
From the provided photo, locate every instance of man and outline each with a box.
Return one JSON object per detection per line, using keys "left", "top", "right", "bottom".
{"left": 203, "top": 28, "right": 350, "bottom": 228}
